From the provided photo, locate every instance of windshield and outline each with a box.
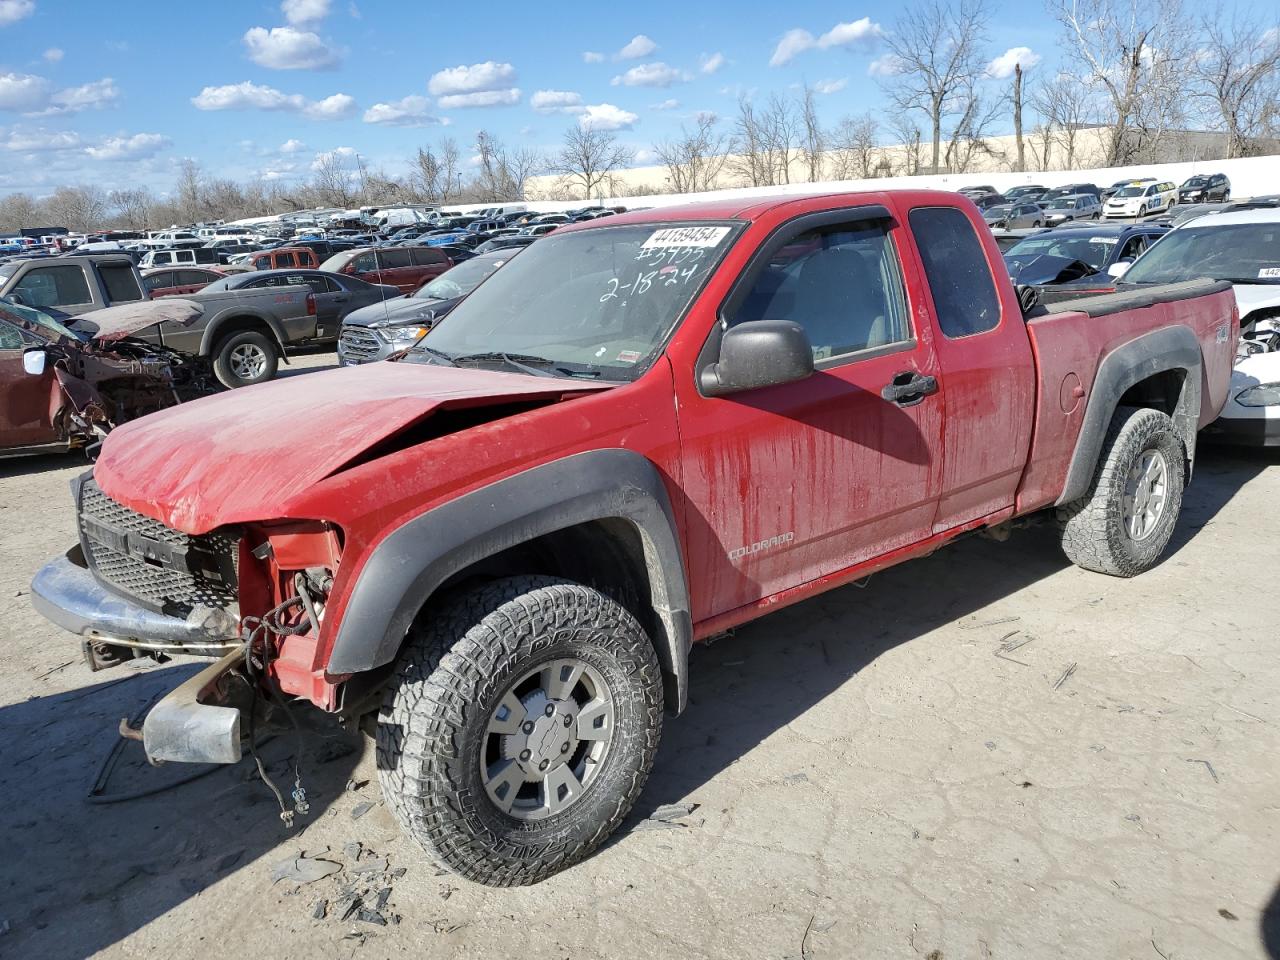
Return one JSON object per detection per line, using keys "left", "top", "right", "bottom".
{"left": 1183, "top": 177, "right": 1208, "bottom": 187}
{"left": 1116, "top": 186, "right": 1145, "bottom": 198}
{"left": 1006, "top": 234, "right": 1117, "bottom": 270}
{"left": 1047, "top": 199, "right": 1076, "bottom": 210}
{"left": 0, "top": 295, "right": 80, "bottom": 339}
{"left": 1122, "top": 222, "right": 1280, "bottom": 285}
{"left": 413, "top": 256, "right": 507, "bottom": 300}
{"left": 407, "top": 222, "right": 738, "bottom": 380}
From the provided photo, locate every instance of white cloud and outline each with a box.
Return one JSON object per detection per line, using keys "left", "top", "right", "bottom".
{"left": 281, "top": 0, "right": 329, "bottom": 24}
{"left": 617, "top": 35, "right": 657, "bottom": 60}
{"left": 3, "top": 128, "right": 82, "bottom": 152}
{"left": 191, "top": 81, "right": 355, "bottom": 119}
{"left": 770, "top": 17, "right": 882, "bottom": 66}
{"left": 813, "top": 77, "right": 848, "bottom": 94}
{"left": 582, "top": 51, "right": 604, "bottom": 63}
{"left": 363, "top": 94, "right": 438, "bottom": 126}
{"left": 428, "top": 61, "right": 516, "bottom": 95}
{"left": 0, "top": 0, "right": 34, "bottom": 26}
{"left": 85, "top": 132, "right": 170, "bottom": 161}
{"left": 633, "top": 148, "right": 657, "bottom": 164}
{"left": 699, "top": 52, "right": 726, "bottom": 75}
{"left": 42, "top": 77, "right": 119, "bottom": 114}
{"left": 243, "top": 26, "right": 341, "bottom": 70}
{"left": 867, "top": 53, "right": 903, "bottom": 77}
{"left": 437, "top": 89, "right": 520, "bottom": 109}
{"left": 611, "top": 62, "right": 690, "bottom": 88}
{"left": 652, "top": 98, "right": 680, "bottom": 110}
{"left": 310, "top": 146, "right": 359, "bottom": 172}
{"left": 986, "top": 46, "right": 1041, "bottom": 79}
{"left": 578, "top": 103, "right": 638, "bottom": 131}
{"left": 531, "top": 89, "right": 585, "bottom": 114}
{"left": 42, "top": 48, "right": 63, "bottom": 63}
{"left": 279, "top": 138, "right": 307, "bottom": 153}
{"left": 0, "top": 72, "right": 52, "bottom": 111}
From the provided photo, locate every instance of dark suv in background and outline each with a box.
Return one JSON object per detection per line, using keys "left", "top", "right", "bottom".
{"left": 1178, "top": 173, "right": 1230, "bottom": 204}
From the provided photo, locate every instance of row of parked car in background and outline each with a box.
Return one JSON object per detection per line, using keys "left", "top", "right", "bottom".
{"left": 3, "top": 174, "right": 1279, "bottom": 460}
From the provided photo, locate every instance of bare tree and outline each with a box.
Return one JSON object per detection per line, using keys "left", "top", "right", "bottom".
{"left": 827, "top": 113, "right": 881, "bottom": 180}
{"left": 0, "top": 192, "right": 40, "bottom": 231}
{"left": 1191, "top": 10, "right": 1280, "bottom": 158}
{"left": 881, "top": 0, "right": 991, "bottom": 173}
{"left": 652, "top": 114, "right": 730, "bottom": 193}
{"left": 554, "top": 125, "right": 634, "bottom": 200}
{"left": 41, "top": 185, "right": 108, "bottom": 231}
{"left": 1012, "top": 64, "right": 1026, "bottom": 172}
{"left": 888, "top": 114, "right": 925, "bottom": 175}
{"left": 944, "top": 84, "right": 1004, "bottom": 172}
{"left": 107, "top": 188, "right": 153, "bottom": 229}
{"left": 311, "top": 150, "right": 358, "bottom": 207}
{"left": 471, "top": 130, "right": 543, "bottom": 201}
{"left": 1031, "top": 72, "right": 1094, "bottom": 169}
{"left": 1051, "top": 0, "right": 1194, "bottom": 165}
{"left": 799, "top": 85, "right": 826, "bottom": 182}
{"left": 729, "top": 93, "right": 800, "bottom": 186}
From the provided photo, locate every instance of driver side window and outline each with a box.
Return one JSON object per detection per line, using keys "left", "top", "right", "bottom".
{"left": 726, "top": 220, "right": 911, "bottom": 362}
{"left": 0, "top": 319, "right": 24, "bottom": 350}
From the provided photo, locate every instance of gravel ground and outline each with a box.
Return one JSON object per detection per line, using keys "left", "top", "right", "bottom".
{"left": 1, "top": 351, "right": 1278, "bottom": 959}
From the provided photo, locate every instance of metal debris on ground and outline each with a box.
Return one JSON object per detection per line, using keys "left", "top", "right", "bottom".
{"left": 960, "top": 615, "right": 1020, "bottom": 631}
{"left": 343, "top": 842, "right": 362, "bottom": 861}
{"left": 312, "top": 899, "right": 328, "bottom": 920}
{"left": 270, "top": 855, "right": 342, "bottom": 885}
{"left": 357, "top": 909, "right": 387, "bottom": 926}
{"left": 345, "top": 778, "right": 369, "bottom": 792}
{"left": 1186, "top": 758, "right": 1220, "bottom": 783}
{"left": 1052, "top": 662, "right": 1078, "bottom": 690}
{"left": 351, "top": 856, "right": 389, "bottom": 874}
{"left": 1219, "top": 908, "right": 1239, "bottom": 920}
{"left": 784, "top": 772, "right": 810, "bottom": 784}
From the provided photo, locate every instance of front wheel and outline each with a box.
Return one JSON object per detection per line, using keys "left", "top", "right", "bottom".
{"left": 1057, "top": 407, "right": 1185, "bottom": 577}
{"left": 377, "top": 576, "right": 664, "bottom": 886}
{"left": 212, "top": 330, "right": 277, "bottom": 388}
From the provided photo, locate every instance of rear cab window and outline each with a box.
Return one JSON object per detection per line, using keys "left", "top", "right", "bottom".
{"left": 98, "top": 262, "right": 144, "bottom": 303}
{"left": 907, "top": 207, "right": 1002, "bottom": 338}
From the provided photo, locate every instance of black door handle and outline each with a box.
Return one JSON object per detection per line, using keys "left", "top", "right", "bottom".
{"left": 881, "top": 371, "right": 938, "bottom": 406}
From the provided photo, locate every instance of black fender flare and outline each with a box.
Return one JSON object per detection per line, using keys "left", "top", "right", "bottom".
{"left": 327, "top": 448, "right": 694, "bottom": 712}
{"left": 198, "top": 312, "right": 288, "bottom": 358}
{"left": 1057, "top": 324, "right": 1202, "bottom": 505}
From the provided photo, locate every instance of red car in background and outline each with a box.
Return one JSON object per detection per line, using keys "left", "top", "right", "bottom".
{"left": 248, "top": 247, "right": 321, "bottom": 271}
{"left": 318, "top": 245, "right": 452, "bottom": 294}
{"left": 142, "top": 267, "right": 226, "bottom": 300}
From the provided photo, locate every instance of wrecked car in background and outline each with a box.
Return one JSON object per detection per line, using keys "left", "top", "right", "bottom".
{"left": 0, "top": 297, "right": 213, "bottom": 458}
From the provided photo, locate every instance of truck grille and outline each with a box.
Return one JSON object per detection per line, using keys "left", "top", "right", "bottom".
{"left": 339, "top": 326, "right": 381, "bottom": 362}
{"left": 77, "top": 478, "right": 240, "bottom": 618}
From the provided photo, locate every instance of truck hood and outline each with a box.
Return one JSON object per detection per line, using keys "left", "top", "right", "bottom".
{"left": 72, "top": 299, "right": 204, "bottom": 341}
{"left": 92, "top": 360, "right": 612, "bottom": 534}
{"left": 1233, "top": 283, "right": 1280, "bottom": 322}
{"left": 1006, "top": 253, "right": 1096, "bottom": 286}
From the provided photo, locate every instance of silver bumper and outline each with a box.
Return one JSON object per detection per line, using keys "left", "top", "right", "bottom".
{"left": 31, "top": 551, "right": 247, "bottom": 764}
{"left": 30, "top": 551, "right": 237, "bottom": 647}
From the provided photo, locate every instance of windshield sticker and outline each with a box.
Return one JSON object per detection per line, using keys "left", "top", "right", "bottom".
{"left": 1260, "top": 267, "right": 1280, "bottom": 278}
{"left": 641, "top": 226, "right": 731, "bottom": 250}
{"left": 1088, "top": 237, "right": 1118, "bottom": 244}
{"left": 616, "top": 350, "right": 642, "bottom": 363}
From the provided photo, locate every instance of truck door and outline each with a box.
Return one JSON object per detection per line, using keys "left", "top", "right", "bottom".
{"left": 900, "top": 205, "right": 1035, "bottom": 532}
{"left": 675, "top": 209, "right": 945, "bottom": 621}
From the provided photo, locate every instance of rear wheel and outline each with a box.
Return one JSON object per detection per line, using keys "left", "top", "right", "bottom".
{"left": 377, "top": 576, "right": 664, "bottom": 886}
{"left": 212, "top": 330, "right": 277, "bottom": 388}
{"left": 1057, "top": 407, "right": 1185, "bottom": 577}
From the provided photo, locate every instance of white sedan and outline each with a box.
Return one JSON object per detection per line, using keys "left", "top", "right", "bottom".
{"left": 1202, "top": 351, "right": 1280, "bottom": 446}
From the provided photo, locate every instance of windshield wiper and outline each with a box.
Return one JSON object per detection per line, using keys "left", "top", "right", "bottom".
{"left": 408, "top": 343, "right": 456, "bottom": 365}
{"left": 451, "top": 351, "right": 558, "bottom": 378}
{"left": 1217, "top": 277, "right": 1280, "bottom": 285}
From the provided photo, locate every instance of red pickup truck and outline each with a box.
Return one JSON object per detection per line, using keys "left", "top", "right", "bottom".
{"left": 31, "top": 190, "right": 1236, "bottom": 886}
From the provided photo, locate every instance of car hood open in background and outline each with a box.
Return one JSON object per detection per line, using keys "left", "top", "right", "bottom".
{"left": 71, "top": 299, "right": 204, "bottom": 341}
{"left": 91, "top": 360, "right": 613, "bottom": 533}
{"left": 1005, "top": 253, "right": 1097, "bottom": 286}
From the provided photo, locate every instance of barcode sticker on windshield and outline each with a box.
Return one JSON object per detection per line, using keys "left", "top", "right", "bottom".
{"left": 641, "top": 226, "right": 731, "bottom": 250}
{"left": 1260, "top": 267, "right": 1280, "bottom": 278}
{"left": 1088, "top": 237, "right": 1118, "bottom": 244}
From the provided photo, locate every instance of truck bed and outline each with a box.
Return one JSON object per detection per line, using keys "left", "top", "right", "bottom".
{"left": 1015, "top": 279, "right": 1237, "bottom": 514}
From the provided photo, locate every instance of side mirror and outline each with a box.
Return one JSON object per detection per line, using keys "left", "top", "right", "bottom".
{"left": 8, "top": 292, "right": 28, "bottom": 307}
{"left": 23, "top": 347, "right": 47, "bottom": 376}
{"left": 701, "top": 320, "right": 814, "bottom": 397}
{"left": 1106, "top": 260, "right": 1133, "bottom": 278}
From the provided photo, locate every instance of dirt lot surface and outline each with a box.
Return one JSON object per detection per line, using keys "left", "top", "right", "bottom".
{"left": 2, "top": 350, "right": 1278, "bottom": 959}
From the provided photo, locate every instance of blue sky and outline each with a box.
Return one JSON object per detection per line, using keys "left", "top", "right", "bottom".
{"left": 0, "top": 0, "right": 1183, "bottom": 196}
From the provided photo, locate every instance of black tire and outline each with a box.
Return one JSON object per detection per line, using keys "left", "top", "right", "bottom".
{"left": 1032, "top": 220, "right": 1041, "bottom": 228}
{"left": 212, "top": 330, "right": 277, "bottom": 388}
{"left": 1222, "top": 190, "right": 1230, "bottom": 202}
{"left": 376, "top": 575, "right": 664, "bottom": 886}
{"left": 1057, "top": 407, "right": 1185, "bottom": 577}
